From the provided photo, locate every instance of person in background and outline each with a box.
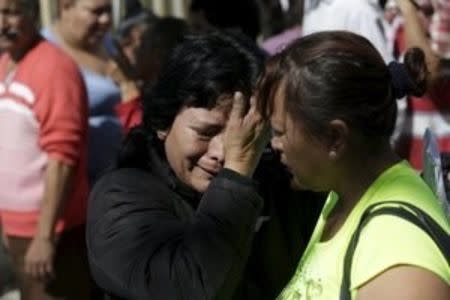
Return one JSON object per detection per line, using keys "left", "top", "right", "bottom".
{"left": 0, "top": 0, "right": 91, "bottom": 299}
{"left": 115, "top": 9, "right": 158, "bottom": 67}
{"left": 302, "top": 0, "right": 392, "bottom": 62}
{"left": 87, "top": 31, "right": 323, "bottom": 300}
{"left": 257, "top": 30, "right": 449, "bottom": 299}
{"left": 259, "top": 0, "right": 303, "bottom": 56}
{"left": 109, "top": 17, "right": 190, "bottom": 133}
{"left": 392, "top": 0, "right": 450, "bottom": 170}
{"left": 42, "top": 0, "right": 122, "bottom": 184}
{"left": 123, "top": 0, "right": 143, "bottom": 19}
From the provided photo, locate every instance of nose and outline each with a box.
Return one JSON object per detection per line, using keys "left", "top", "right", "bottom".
{"left": 208, "top": 134, "right": 225, "bottom": 164}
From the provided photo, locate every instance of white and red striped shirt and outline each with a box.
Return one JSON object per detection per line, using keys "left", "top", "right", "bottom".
{"left": 0, "top": 39, "right": 89, "bottom": 237}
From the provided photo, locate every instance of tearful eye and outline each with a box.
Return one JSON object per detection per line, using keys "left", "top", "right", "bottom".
{"left": 196, "top": 132, "right": 213, "bottom": 141}
{"left": 193, "top": 126, "right": 222, "bottom": 140}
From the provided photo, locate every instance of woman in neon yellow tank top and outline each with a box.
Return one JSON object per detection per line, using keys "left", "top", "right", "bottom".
{"left": 257, "top": 30, "right": 450, "bottom": 299}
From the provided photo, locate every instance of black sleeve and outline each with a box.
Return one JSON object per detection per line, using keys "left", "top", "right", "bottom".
{"left": 86, "top": 168, "right": 263, "bottom": 300}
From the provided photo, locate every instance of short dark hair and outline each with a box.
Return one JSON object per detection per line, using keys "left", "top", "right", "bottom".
{"left": 135, "top": 17, "right": 190, "bottom": 83}
{"left": 118, "top": 31, "right": 266, "bottom": 169}
{"left": 143, "top": 30, "right": 266, "bottom": 132}
{"left": 18, "top": 0, "right": 40, "bottom": 19}
{"left": 258, "top": 31, "right": 428, "bottom": 139}
{"left": 116, "top": 9, "right": 158, "bottom": 42}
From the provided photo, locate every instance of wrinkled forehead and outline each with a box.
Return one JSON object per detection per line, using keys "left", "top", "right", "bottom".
{"left": 181, "top": 96, "right": 234, "bottom": 124}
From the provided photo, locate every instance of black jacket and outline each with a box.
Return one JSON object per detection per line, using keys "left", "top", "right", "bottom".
{"left": 87, "top": 141, "right": 323, "bottom": 300}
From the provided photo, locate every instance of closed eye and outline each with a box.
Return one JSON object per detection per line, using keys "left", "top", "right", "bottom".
{"left": 271, "top": 127, "right": 284, "bottom": 138}
{"left": 193, "top": 126, "right": 223, "bottom": 140}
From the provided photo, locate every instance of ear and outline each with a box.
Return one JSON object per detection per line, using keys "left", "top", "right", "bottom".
{"left": 327, "top": 119, "right": 349, "bottom": 160}
{"left": 156, "top": 130, "right": 168, "bottom": 141}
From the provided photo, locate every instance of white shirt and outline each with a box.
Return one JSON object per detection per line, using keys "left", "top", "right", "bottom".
{"left": 302, "top": 0, "right": 393, "bottom": 62}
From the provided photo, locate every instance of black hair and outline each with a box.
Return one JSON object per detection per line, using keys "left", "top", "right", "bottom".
{"left": 124, "top": 0, "right": 144, "bottom": 19}
{"left": 118, "top": 30, "right": 266, "bottom": 169}
{"left": 258, "top": 31, "right": 428, "bottom": 140}
{"left": 116, "top": 9, "right": 158, "bottom": 42}
{"left": 135, "top": 17, "right": 190, "bottom": 84}
{"left": 189, "top": 0, "right": 261, "bottom": 40}
{"left": 18, "top": 0, "right": 40, "bottom": 19}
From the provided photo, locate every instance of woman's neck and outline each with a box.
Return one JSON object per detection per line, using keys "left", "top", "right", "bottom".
{"left": 321, "top": 143, "right": 400, "bottom": 241}
{"left": 336, "top": 146, "right": 399, "bottom": 214}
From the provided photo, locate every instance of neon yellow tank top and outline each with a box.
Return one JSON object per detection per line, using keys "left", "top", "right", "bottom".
{"left": 278, "top": 161, "right": 450, "bottom": 300}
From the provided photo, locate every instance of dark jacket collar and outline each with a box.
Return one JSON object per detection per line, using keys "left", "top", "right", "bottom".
{"left": 147, "top": 135, "right": 202, "bottom": 208}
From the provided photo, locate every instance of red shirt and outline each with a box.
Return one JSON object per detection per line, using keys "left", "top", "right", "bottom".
{"left": 115, "top": 97, "right": 142, "bottom": 133}
{"left": 0, "top": 39, "right": 89, "bottom": 237}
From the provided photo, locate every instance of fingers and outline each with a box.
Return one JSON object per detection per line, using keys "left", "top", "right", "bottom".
{"left": 25, "top": 259, "right": 54, "bottom": 280}
{"left": 229, "top": 92, "right": 246, "bottom": 124}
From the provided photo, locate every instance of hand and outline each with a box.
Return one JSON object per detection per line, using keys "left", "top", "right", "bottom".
{"left": 223, "top": 92, "right": 271, "bottom": 177}
{"left": 24, "top": 236, "right": 55, "bottom": 280}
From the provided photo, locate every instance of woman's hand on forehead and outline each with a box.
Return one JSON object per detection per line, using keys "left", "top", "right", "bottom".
{"left": 223, "top": 92, "right": 270, "bottom": 177}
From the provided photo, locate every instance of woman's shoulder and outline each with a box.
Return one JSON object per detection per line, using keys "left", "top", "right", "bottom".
{"left": 351, "top": 212, "right": 450, "bottom": 290}
{"left": 88, "top": 168, "right": 175, "bottom": 214}
{"left": 94, "top": 167, "right": 156, "bottom": 189}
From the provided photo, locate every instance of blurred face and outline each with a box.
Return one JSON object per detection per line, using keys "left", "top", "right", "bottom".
{"left": 160, "top": 100, "right": 232, "bottom": 193}
{"left": 60, "top": 0, "right": 112, "bottom": 49}
{"left": 270, "top": 86, "right": 330, "bottom": 192}
{"left": 0, "top": 0, "right": 36, "bottom": 53}
{"left": 123, "top": 23, "right": 149, "bottom": 66}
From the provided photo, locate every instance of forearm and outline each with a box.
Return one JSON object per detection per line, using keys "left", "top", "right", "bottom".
{"left": 397, "top": 1, "right": 440, "bottom": 79}
{"left": 36, "top": 158, "right": 75, "bottom": 240}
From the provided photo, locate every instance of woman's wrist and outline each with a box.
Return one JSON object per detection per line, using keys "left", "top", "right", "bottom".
{"left": 224, "top": 160, "right": 256, "bottom": 178}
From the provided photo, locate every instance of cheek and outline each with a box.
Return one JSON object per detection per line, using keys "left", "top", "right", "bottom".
{"left": 73, "top": 12, "right": 96, "bottom": 31}
{"left": 167, "top": 131, "right": 210, "bottom": 169}
{"left": 184, "top": 140, "right": 210, "bottom": 166}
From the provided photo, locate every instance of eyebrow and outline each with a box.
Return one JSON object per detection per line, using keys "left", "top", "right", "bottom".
{"left": 187, "top": 112, "right": 223, "bottom": 125}
{"left": 190, "top": 121, "right": 223, "bottom": 130}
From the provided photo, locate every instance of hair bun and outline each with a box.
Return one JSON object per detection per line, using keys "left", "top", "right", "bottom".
{"left": 388, "top": 61, "right": 414, "bottom": 99}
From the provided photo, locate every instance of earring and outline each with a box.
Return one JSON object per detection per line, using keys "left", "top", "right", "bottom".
{"left": 329, "top": 150, "right": 337, "bottom": 159}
